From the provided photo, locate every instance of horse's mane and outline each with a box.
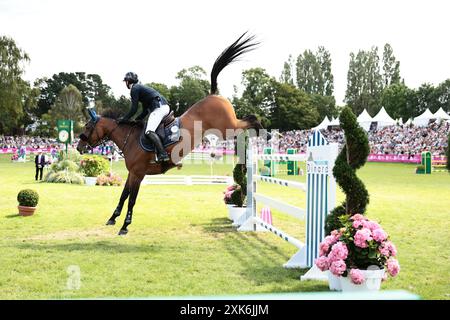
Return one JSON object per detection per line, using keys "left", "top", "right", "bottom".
{"left": 101, "top": 109, "right": 144, "bottom": 127}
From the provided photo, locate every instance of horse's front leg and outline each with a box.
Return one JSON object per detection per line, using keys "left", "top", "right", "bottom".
{"left": 106, "top": 175, "right": 130, "bottom": 225}
{"left": 118, "top": 174, "right": 143, "bottom": 236}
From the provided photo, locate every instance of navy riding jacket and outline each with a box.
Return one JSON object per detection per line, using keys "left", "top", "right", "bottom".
{"left": 123, "top": 83, "right": 169, "bottom": 121}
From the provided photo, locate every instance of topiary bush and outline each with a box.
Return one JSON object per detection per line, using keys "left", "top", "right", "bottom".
{"left": 79, "top": 155, "right": 109, "bottom": 177}
{"left": 325, "top": 107, "right": 370, "bottom": 235}
{"left": 17, "top": 189, "right": 39, "bottom": 207}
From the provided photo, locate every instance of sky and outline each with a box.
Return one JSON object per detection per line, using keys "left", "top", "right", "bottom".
{"left": 1, "top": 0, "right": 449, "bottom": 105}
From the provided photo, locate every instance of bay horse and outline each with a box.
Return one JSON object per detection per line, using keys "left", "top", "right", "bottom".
{"left": 76, "top": 33, "right": 263, "bottom": 235}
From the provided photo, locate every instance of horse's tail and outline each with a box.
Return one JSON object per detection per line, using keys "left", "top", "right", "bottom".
{"left": 210, "top": 32, "right": 259, "bottom": 95}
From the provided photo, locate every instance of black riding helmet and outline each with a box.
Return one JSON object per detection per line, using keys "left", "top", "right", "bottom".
{"left": 123, "top": 72, "right": 138, "bottom": 84}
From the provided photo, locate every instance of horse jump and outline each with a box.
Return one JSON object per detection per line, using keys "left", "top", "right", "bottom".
{"left": 237, "top": 130, "right": 338, "bottom": 281}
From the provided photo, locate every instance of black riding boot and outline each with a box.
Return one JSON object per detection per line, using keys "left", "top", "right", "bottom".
{"left": 145, "top": 131, "right": 170, "bottom": 162}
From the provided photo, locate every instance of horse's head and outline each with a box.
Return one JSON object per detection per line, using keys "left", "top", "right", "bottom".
{"left": 76, "top": 109, "right": 106, "bottom": 154}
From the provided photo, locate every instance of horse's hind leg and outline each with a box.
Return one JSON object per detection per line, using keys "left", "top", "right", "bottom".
{"left": 106, "top": 175, "right": 130, "bottom": 225}
{"left": 118, "top": 174, "right": 143, "bottom": 236}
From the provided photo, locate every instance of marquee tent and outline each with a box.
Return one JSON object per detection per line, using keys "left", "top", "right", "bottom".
{"left": 357, "top": 109, "right": 373, "bottom": 131}
{"left": 413, "top": 108, "right": 435, "bottom": 127}
{"left": 314, "top": 116, "right": 331, "bottom": 130}
{"left": 433, "top": 107, "right": 450, "bottom": 122}
{"left": 372, "top": 107, "right": 396, "bottom": 128}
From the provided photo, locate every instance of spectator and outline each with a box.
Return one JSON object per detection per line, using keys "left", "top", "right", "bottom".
{"left": 34, "top": 151, "right": 46, "bottom": 181}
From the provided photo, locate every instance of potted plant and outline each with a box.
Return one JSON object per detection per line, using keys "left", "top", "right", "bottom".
{"left": 96, "top": 172, "right": 123, "bottom": 186}
{"left": 227, "top": 163, "right": 247, "bottom": 226}
{"left": 79, "top": 155, "right": 109, "bottom": 186}
{"left": 224, "top": 184, "right": 237, "bottom": 218}
{"left": 17, "top": 189, "right": 39, "bottom": 216}
{"left": 315, "top": 214, "right": 400, "bottom": 292}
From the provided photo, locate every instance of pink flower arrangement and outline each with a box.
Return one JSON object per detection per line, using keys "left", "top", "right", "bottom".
{"left": 96, "top": 172, "right": 123, "bottom": 186}
{"left": 315, "top": 214, "right": 400, "bottom": 285}
{"left": 223, "top": 184, "right": 238, "bottom": 205}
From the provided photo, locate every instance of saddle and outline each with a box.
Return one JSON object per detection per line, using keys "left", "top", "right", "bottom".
{"left": 139, "top": 111, "right": 182, "bottom": 152}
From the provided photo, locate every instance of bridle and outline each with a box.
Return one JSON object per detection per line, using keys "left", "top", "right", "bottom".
{"left": 79, "top": 118, "right": 135, "bottom": 157}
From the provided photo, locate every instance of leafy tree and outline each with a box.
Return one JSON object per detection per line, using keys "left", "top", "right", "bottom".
{"left": 345, "top": 47, "right": 383, "bottom": 116}
{"left": 146, "top": 82, "right": 171, "bottom": 102}
{"left": 295, "top": 47, "right": 334, "bottom": 96}
{"left": 233, "top": 68, "right": 275, "bottom": 128}
{"left": 169, "top": 66, "right": 210, "bottom": 116}
{"left": 382, "top": 43, "right": 401, "bottom": 87}
{"left": 270, "top": 82, "right": 319, "bottom": 130}
{"left": 415, "top": 83, "right": 438, "bottom": 114}
{"left": 35, "top": 72, "right": 114, "bottom": 117}
{"left": 45, "top": 84, "right": 84, "bottom": 134}
{"left": 380, "top": 83, "right": 415, "bottom": 121}
{"left": 0, "top": 36, "right": 31, "bottom": 134}
{"left": 280, "top": 54, "right": 294, "bottom": 85}
{"left": 435, "top": 79, "right": 450, "bottom": 113}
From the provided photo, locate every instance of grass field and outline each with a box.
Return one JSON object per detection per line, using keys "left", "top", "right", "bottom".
{"left": 0, "top": 152, "right": 449, "bottom": 299}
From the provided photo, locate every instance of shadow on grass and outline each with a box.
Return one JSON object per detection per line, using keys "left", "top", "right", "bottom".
{"left": 197, "top": 217, "right": 329, "bottom": 292}
{"left": 10, "top": 241, "right": 163, "bottom": 254}
{"left": 5, "top": 213, "right": 21, "bottom": 219}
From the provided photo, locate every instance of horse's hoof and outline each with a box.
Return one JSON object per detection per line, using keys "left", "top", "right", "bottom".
{"left": 118, "top": 229, "right": 128, "bottom": 236}
{"left": 106, "top": 219, "right": 116, "bottom": 225}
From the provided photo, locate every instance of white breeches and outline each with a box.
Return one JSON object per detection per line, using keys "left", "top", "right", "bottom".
{"left": 145, "top": 104, "right": 170, "bottom": 132}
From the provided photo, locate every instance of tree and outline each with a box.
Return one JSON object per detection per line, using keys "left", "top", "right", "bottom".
{"left": 234, "top": 68, "right": 275, "bottom": 127}
{"left": 380, "top": 83, "right": 415, "bottom": 121}
{"left": 45, "top": 84, "right": 84, "bottom": 134}
{"left": 169, "top": 66, "right": 210, "bottom": 116}
{"left": 280, "top": 54, "right": 294, "bottom": 85}
{"left": 35, "top": 72, "right": 114, "bottom": 117}
{"left": 345, "top": 47, "right": 383, "bottom": 116}
{"left": 382, "top": 43, "right": 401, "bottom": 87}
{"left": 435, "top": 79, "right": 450, "bottom": 113}
{"left": 295, "top": 47, "right": 334, "bottom": 96}
{"left": 0, "top": 36, "right": 30, "bottom": 134}
{"left": 270, "top": 82, "right": 319, "bottom": 130}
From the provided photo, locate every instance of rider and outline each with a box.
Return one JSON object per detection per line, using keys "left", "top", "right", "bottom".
{"left": 120, "top": 72, "right": 170, "bottom": 162}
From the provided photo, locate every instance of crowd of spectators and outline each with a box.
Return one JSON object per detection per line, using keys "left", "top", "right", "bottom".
{"left": 253, "top": 121, "right": 449, "bottom": 156}
{"left": 2, "top": 121, "right": 449, "bottom": 157}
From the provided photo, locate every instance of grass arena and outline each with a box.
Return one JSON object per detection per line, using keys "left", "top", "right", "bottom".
{"left": 0, "top": 153, "right": 448, "bottom": 299}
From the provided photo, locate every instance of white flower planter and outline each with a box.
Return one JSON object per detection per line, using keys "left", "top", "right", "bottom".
{"left": 226, "top": 204, "right": 235, "bottom": 220}
{"left": 228, "top": 206, "right": 246, "bottom": 225}
{"left": 84, "top": 176, "right": 97, "bottom": 186}
{"left": 339, "top": 269, "right": 385, "bottom": 292}
{"left": 327, "top": 271, "right": 342, "bottom": 291}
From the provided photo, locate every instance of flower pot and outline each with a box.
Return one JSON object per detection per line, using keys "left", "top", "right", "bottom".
{"left": 339, "top": 269, "right": 385, "bottom": 292}
{"left": 226, "top": 204, "right": 235, "bottom": 220}
{"left": 18, "top": 205, "right": 36, "bottom": 216}
{"left": 228, "top": 206, "right": 247, "bottom": 225}
{"left": 327, "top": 271, "right": 342, "bottom": 291}
{"left": 84, "top": 176, "right": 97, "bottom": 186}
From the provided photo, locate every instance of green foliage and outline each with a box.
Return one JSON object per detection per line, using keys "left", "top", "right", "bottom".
{"left": 17, "top": 189, "right": 39, "bottom": 207}
{"left": 59, "top": 148, "right": 82, "bottom": 163}
{"left": 79, "top": 155, "right": 109, "bottom": 177}
{"left": 270, "top": 82, "right": 320, "bottom": 130}
{"left": 44, "top": 158, "right": 84, "bottom": 184}
{"left": 345, "top": 47, "right": 383, "bottom": 116}
{"left": 295, "top": 47, "right": 334, "bottom": 96}
{"left": 325, "top": 107, "right": 370, "bottom": 234}
{"left": 0, "top": 36, "right": 32, "bottom": 134}
{"left": 45, "top": 170, "right": 84, "bottom": 184}
{"left": 382, "top": 43, "right": 401, "bottom": 87}
{"left": 169, "top": 66, "right": 210, "bottom": 116}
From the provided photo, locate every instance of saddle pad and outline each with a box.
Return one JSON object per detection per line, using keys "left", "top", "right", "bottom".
{"left": 139, "top": 117, "right": 181, "bottom": 152}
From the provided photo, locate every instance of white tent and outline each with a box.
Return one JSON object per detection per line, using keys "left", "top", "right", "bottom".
{"left": 413, "top": 108, "right": 435, "bottom": 127}
{"left": 329, "top": 117, "right": 340, "bottom": 126}
{"left": 314, "top": 116, "right": 331, "bottom": 130}
{"left": 433, "top": 107, "right": 450, "bottom": 122}
{"left": 404, "top": 118, "right": 412, "bottom": 126}
{"left": 372, "top": 107, "right": 396, "bottom": 128}
{"left": 357, "top": 109, "right": 373, "bottom": 131}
